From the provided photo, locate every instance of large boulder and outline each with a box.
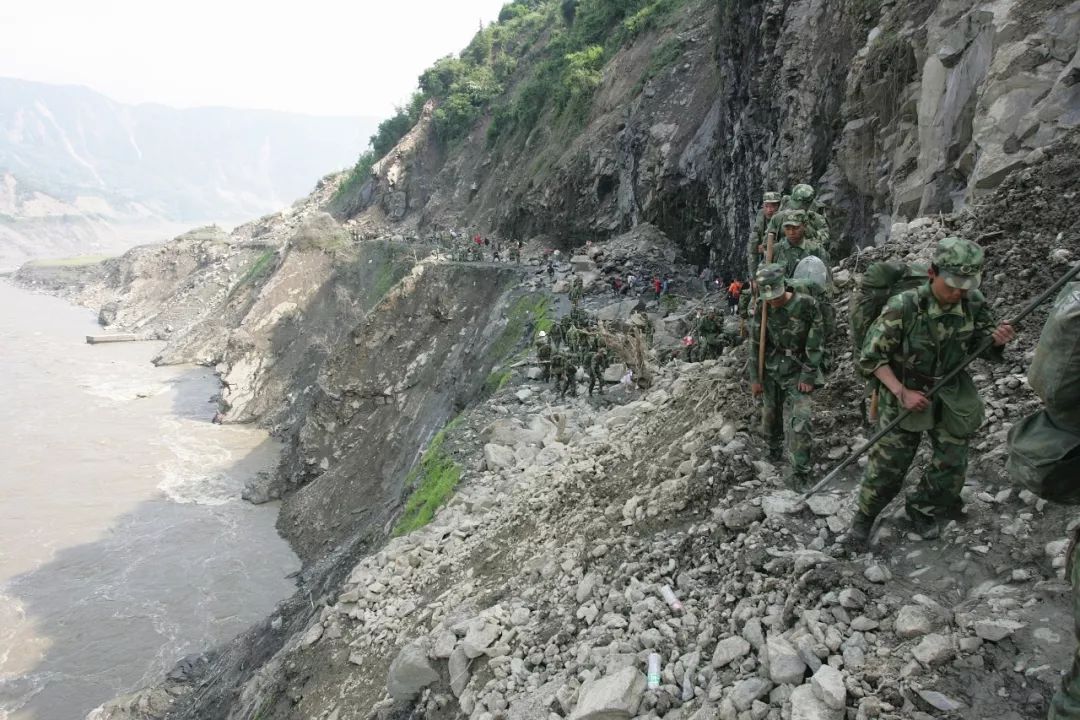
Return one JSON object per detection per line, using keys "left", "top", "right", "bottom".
{"left": 484, "top": 443, "right": 516, "bottom": 471}
{"left": 569, "top": 667, "right": 646, "bottom": 720}
{"left": 387, "top": 641, "right": 439, "bottom": 702}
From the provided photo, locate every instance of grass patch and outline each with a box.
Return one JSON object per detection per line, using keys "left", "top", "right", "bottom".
{"left": 484, "top": 368, "right": 513, "bottom": 394}
{"left": 488, "top": 292, "right": 552, "bottom": 364}
{"left": 393, "top": 419, "right": 463, "bottom": 536}
{"left": 640, "top": 36, "right": 684, "bottom": 87}
{"left": 238, "top": 250, "right": 276, "bottom": 286}
{"left": 373, "top": 247, "right": 408, "bottom": 299}
{"left": 24, "top": 254, "right": 110, "bottom": 268}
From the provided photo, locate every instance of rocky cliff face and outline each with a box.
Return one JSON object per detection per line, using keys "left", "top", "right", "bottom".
{"left": 335, "top": 0, "right": 1078, "bottom": 273}
{"left": 20, "top": 1, "right": 1079, "bottom": 718}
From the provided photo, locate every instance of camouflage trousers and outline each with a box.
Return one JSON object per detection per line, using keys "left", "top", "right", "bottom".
{"left": 857, "top": 423, "right": 968, "bottom": 521}
{"left": 1051, "top": 530, "right": 1080, "bottom": 719}
{"left": 587, "top": 370, "right": 604, "bottom": 396}
{"left": 559, "top": 366, "right": 578, "bottom": 398}
{"left": 761, "top": 375, "right": 813, "bottom": 487}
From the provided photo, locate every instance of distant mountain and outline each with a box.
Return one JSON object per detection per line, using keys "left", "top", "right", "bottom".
{"left": 0, "top": 77, "right": 377, "bottom": 266}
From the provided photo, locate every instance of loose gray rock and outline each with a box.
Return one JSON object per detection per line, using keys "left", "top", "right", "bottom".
{"left": 790, "top": 683, "right": 844, "bottom": 720}
{"left": 449, "top": 646, "right": 471, "bottom": 697}
{"left": 895, "top": 606, "right": 933, "bottom": 639}
{"left": 387, "top": 641, "right": 439, "bottom": 702}
{"left": 767, "top": 636, "right": 807, "bottom": 685}
{"left": 463, "top": 622, "right": 501, "bottom": 658}
{"left": 810, "top": 665, "right": 846, "bottom": 710}
{"left": 712, "top": 636, "right": 751, "bottom": 668}
{"left": 974, "top": 619, "right": 1026, "bottom": 642}
{"left": 864, "top": 564, "right": 892, "bottom": 583}
{"left": 569, "top": 666, "right": 646, "bottom": 720}
{"left": 917, "top": 689, "right": 964, "bottom": 712}
{"left": 912, "top": 634, "right": 953, "bottom": 666}
{"left": 730, "top": 677, "right": 773, "bottom": 711}
{"left": 722, "top": 502, "right": 764, "bottom": 530}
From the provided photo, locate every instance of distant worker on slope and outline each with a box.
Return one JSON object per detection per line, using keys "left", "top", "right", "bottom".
{"left": 727, "top": 278, "right": 743, "bottom": 316}
{"left": 536, "top": 331, "right": 553, "bottom": 383}
{"left": 848, "top": 237, "right": 1015, "bottom": 547}
{"left": 748, "top": 263, "right": 826, "bottom": 490}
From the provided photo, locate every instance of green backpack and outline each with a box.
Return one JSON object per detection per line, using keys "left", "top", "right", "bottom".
{"left": 1008, "top": 409, "right": 1080, "bottom": 504}
{"left": 849, "top": 261, "right": 929, "bottom": 373}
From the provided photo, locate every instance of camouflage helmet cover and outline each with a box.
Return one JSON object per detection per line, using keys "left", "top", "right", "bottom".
{"left": 934, "top": 236, "right": 984, "bottom": 290}
{"left": 762, "top": 191, "right": 782, "bottom": 205}
{"left": 790, "top": 184, "right": 815, "bottom": 204}
{"left": 782, "top": 209, "right": 809, "bottom": 227}
{"left": 756, "top": 263, "right": 787, "bottom": 301}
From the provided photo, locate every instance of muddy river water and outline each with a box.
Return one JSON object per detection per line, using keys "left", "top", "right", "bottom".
{"left": 0, "top": 281, "right": 299, "bottom": 720}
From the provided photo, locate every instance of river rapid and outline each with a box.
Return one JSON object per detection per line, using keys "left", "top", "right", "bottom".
{"left": 0, "top": 281, "right": 300, "bottom": 720}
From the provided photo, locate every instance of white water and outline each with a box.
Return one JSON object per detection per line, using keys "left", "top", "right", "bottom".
{"left": 0, "top": 281, "right": 300, "bottom": 720}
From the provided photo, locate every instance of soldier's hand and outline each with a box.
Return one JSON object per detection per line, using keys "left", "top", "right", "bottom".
{"left": 798, "top": 382, "right": 814, "bottom": 393}
{"left": 751, "top": 383, "right": 764, "bottom": 397}
{"left": 898, "top": 387, "right": 930, "bottom": 412}
{"left": 992, "top": 322, "right": 1015, "bottom": 346}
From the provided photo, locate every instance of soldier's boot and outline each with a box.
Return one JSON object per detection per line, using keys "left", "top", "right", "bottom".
{"left": 846, "top": 511, "right": 876, "bottom": 551}
{"left": 908, "top": 511, "right": 943, "bottom": 540}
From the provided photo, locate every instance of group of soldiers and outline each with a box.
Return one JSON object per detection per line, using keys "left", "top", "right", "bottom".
{"left": 442, "top": 234, "right": 524, "bottom": 263}
{"left": 535, "top": 304, "right": 612, "bottom": 398}
{"left": 743, "top": 185, "right": 1016, "bottom": 549}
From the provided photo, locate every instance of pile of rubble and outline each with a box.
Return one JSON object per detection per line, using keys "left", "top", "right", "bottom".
{"left": 270, "top": 315, "right": 1075, "bottom": 720}
{"left": 266, "top": 137, "right": 1080, "bottom": 719}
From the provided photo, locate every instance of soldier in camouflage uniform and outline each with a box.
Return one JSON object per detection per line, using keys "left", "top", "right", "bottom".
{"left": 570, "top": 275, "right": 585, "bottom": 305}
{"left": 748, "top": 191, "right": 782, "bottom": 276}
{"left": 587, "top": 346, "right": 609, "bottom": 396}
{"left": 549, "top": 350, "right": 567, "bottom": 393}
{"left": 849, "top": 237, "right": 1015, "bottom": 545}
{"left": 748, "top": 264, "right": 827, "bottom": 489}
{"left": 766, "top": 184, "right": 832, "bottom": 255}
{"left": 774, "top": 210, "right": 832, "bottom": 279}
{"left": 693, "top": 308, "right": 725, "bottom": 361}
{"left": 1054, "top": 537, "right": 1080, "bottom": 719}
{"left": 536, "top": 331, "right": 553, "bottom": 382}
{"left": 559, "top": 352, "right": 579, "bottom": 399}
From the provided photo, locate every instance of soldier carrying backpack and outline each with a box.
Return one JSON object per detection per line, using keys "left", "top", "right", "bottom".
{"left": 848, "top": 237, "right": 1016, "bottom": 547}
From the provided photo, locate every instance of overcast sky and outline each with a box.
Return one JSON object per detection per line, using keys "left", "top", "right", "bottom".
{"left": 0, "top": 0, "right": 509, "bottom": 118}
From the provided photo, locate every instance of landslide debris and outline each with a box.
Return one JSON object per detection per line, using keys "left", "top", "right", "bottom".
{"left": 88, "top": 132, "right": 1080, "bottom": 720}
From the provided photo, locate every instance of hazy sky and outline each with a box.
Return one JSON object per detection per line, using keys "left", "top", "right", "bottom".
{"left": 0, "top": 0, "right": 509, "bottom": 118}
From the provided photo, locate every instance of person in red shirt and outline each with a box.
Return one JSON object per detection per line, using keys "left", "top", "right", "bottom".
{"left": 727, "top": 279, "right": 743, "bottom": 315}
{"left": 652, "top": 277, "right": 662, "bottom": 299}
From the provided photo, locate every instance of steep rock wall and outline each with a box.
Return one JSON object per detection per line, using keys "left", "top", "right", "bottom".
{"left": 277, "top": 262, "right": 534, "bottom": 562}
{"left": 337, "top": 0, "right": 1079, "bottom": 273}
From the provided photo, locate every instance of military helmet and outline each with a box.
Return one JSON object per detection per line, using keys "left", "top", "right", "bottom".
{"left": 934, "top": 236, "right": 984, "bottom": 290}
{"left": 782, "top": 209, "right": 808, "bottom": 227}
{"left": 756, "top": 263, "right": 787, "bottom": 301}
{"left": 762, "top": 191, "right": 782, "bottom": 205}
{"left": 791, "top": 184, "right": 815, "bottom": 204}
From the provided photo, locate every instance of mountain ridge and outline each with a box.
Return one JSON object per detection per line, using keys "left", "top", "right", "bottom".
{"left": 0, "top": 76, "right": 378, "bottom": 266}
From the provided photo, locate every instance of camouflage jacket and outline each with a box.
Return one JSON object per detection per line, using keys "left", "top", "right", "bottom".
{"left": 748, "top": 292, "right": 826, "bottom": 386}
{"left": 748, "top": 210, "right": 770, "bottom": 275}
{"left": 859, "top": 283, "right": 1003, "bottom": 432}
{"left": 589, "top": 350, "right": 609, "bottom": 374}
{"left": 537, "top": 342, "right": 552, "bottom": 361}
{"left": 774, "top": 238, "right": 831, "bottom": 281}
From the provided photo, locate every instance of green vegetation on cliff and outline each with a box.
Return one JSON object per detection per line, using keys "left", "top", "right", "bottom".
{"left": 335, "top": 0, "right": 690, "bottom": 205}
{"left": 393, "top": 419, "right": 463, "bottom": 536}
